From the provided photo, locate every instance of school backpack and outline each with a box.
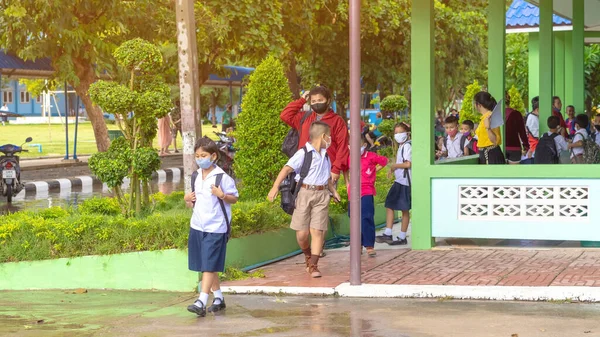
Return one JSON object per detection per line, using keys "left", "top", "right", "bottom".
{"left": 399, "top": 141, "right": 411, "bottom": 187}
{"left": 279, "top": 147, "right": 329, "bottom": 215}
{"left": 524, "top": 112, "right": 536, "bottom": 138}
{"left": 578, "top": 131, "right": 600, "bottom": 164}
{"left": 191, "top": 171, "right": 231, "bottom": 241}
{"left": 533, "top": 133, "right": 559, "bottom": 164}
{"left": 281, "top": 110, "right": 313, "bottom": 158}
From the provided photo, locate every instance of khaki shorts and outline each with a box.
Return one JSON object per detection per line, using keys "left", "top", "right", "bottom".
{"left": 290, "top": 188, "right": 330, "bottom": 231}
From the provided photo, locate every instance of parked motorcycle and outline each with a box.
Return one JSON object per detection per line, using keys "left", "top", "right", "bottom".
{"left": 213, "top": 131, "right": 236, "bottom": 178}
{"left": 0, "top": 137, "right": 32, "bottom": 203}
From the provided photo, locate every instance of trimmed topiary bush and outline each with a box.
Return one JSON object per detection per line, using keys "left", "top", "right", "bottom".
{"left": 235, "top": 56, "right": 292, "bottom": 200}
{"left": 459, "top": 80, "right": 482, "bottom": 124}
{"left": 508, "top": 85, "right": 526, "bottom": 115}
{"left": 380, "top": 95, "right": 408, "bottom": 119}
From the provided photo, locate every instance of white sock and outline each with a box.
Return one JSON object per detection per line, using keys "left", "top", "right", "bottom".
{"left": 197, "top": 292, "right": 209, "bottom": 307}
{"left": 384, "top": 228, "right": 393, "bottom": 236}
{"left": 213, "top": 289, "right": 223, "bottom": 302}
{"left": 398, "top": 232, "right": 407, "bottom": 240}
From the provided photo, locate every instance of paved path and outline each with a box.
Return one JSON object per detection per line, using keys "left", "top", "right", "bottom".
{"left": 223, "top": 248, "right": 600, "bottom": 288}
{"left": 2, "top": 291, "right": 599, "bottom": 336}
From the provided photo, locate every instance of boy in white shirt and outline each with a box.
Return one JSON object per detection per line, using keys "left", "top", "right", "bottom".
{"left": 438, "top": 116, "right": 470, "bottom": 159}
{"left": 268, "top": 121, "right": 341, "bottom": 278}
{"left": 569, "top": 114, "right": 589, "bottom": 164}
{"left": 591, "top": 114, "right": 600, "bottom": 146}
{"left": 376, "top": 122, "right": 412, "bottom": 246}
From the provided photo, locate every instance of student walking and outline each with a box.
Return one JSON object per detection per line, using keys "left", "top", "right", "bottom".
{"left": 346, "top": 135, "right": 388, "bottom": 256}
{"left": 377, "top": 122, "right": 412, "bottom": 246}
{"left": 184, "top": 137, "right": 239, "bottom": 317}
{"left": 268, "top": 122, "right": 341, "bottom": 278}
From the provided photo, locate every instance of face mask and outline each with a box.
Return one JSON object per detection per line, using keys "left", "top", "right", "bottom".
{"left": 447, "top": 129, "right": 458, "bottom": 137}
{"left": 196, "top": 157, "right": 213, "bottom": 170}
{"left": 360, "top": 146, "right": 366, "bottom": 155}
{"left": 595, "top": 125, "right": 600, "bottom": 132}
{"left": 312, "top": 103, "right": 329, "bottom": 114}
{"left": 463, "top": 131, "right": 471, "bottom": 137}
{"left": 323, "top": 136, "right": 331, "bottom": 149}
{"left": 394, "top": 132, "right": 408, "bottom": 144}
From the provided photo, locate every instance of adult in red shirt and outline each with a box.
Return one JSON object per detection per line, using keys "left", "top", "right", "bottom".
{"left": 552, "top": 96, "right": 568, "bottom": 138}
{"left": 281, "top": 86, "right": 349, "bottom": 182}
{"left": 504, "top": 93, "right": 529, "bottom": 164}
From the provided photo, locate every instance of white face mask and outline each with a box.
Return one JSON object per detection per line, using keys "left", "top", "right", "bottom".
{"left": 394, "top": 132, "right": 408, "bottom": 144}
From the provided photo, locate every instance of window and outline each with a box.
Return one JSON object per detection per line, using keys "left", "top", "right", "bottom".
{"left": 20, "top": 91, "right": 30, "bottom": 104}
{"left": 2, "top": 91, "right": 13, "bottom": 104}
{"left": 35, "top": 96, "right": 42, "bottom": 103}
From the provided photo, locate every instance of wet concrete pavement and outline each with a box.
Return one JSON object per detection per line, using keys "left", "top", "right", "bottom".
{"left": 1, "top": 291, "right": 600, "bottom": 337}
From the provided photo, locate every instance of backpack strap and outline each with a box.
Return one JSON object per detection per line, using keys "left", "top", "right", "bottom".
{"left": 401, "top": 141, "right": 411, "bottom": 187}
{"left": 295, "top": 147, "right": 313, "bottom": 195}
{"left": 214, "top": 173, "right": 231, "bottom": 241}
{"left": 191, "top": 171, "right": 198, "bottom": 206}
{"left": 460, "top": 135, "right": 467, "bottom": 152}
{"left": 298, "top": 110, "right": 313, "bottom": 140}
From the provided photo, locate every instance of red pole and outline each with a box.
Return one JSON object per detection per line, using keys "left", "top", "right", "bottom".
{"left": 349, "top": 0, "right": 362, "bottom": 285}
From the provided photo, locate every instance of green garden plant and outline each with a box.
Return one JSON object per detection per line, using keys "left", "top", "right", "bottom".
{"left": 235, "top": 56, "right": 292, "bottom": 200}
{"left": 459, "top": 80, "right": 482, "bottom": 124}
{"left": 508, "top": 85, "right": 526, "bottom": 115}
{"left": 88, "top": 38, "right": 171, "bottom": 216}
{"left": 380, "top": 95, "right": 408, "bottom": 120}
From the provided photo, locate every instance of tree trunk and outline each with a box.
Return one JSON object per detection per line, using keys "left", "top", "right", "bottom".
{"left": 211, "top": 91, "right": 217, "bottom": 126}
{"left": 285, "top": 53, "right": 301, "bottom": 99}
{"left": 73, "top": 61, "right": 110, "bottom": 152}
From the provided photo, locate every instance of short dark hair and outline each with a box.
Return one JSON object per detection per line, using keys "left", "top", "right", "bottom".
{"left": 309, "top": 85, "right": 332, "bottom": 103}
{"left": 553, "top": 96, "right": 561, "bottom": 104}
{"left": 309, "top": 121, "right": 331, "bottom": 140}
{"left": 444, "top": 116, "right": 459, "bottom": 125}
{"left": 575, "top": 114, "right": 589, "bottom": 129}
{"left": 547, "top": 115, "right": 560, "bottom": 129}
{"left": 532, "top": 96, "right": 540, "bottom": 111}
{"left": 395, "top": 122, "right": 411, "bottom": 133}
{"left": 462, "top": 120, "right": 475, "bottom": 130}
{"left": 567, "top": 105, "right": 575, "bottom": 110}
{"left": 194, "top": 136, "right": 219, "bottom": 155}
{"left": 450, "top": 108, "right": 458, "bottom": 113}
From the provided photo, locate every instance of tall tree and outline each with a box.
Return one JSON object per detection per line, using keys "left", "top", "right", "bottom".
{"left": 0, "top": 0, "right": 171, "bottom": 152}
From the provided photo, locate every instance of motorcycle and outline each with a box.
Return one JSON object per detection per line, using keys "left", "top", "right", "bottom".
{"left": 0, "top": 137, "right": 32, "bottom": 203}
{"left": 213, "top": 131, "right": 236, "bottom": 178}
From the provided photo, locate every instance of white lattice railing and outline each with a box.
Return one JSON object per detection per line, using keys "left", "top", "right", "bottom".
{"left": 458, "top": 186, "right": 589, "bottom": 221}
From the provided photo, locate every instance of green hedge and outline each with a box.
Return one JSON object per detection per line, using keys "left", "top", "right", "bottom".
{"left": 0, "top": 171, "right": 396, "bottom": 264}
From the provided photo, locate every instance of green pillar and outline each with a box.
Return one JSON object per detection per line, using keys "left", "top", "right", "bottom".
{"left": 488, "top": 0, "right": 505, "bottom": 151}
{"left": 565, "top": 31, "right": 574, "bottom": 107}
{"left": 528, "top": 33, "right": 540, "bottom": 111}
{"left": 573, "top": 0, "right": 585, "bottom": 114}
{"left": 554, "top": 32, "right": 565, "bottom": 107}
{"left": 539, "top": 0, "right": 554, "bottom": 134}
{"left": 410, "top": 0, "right": 434, "bottom": 250}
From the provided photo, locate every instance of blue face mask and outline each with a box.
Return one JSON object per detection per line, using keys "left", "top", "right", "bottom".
{"left": 196, "top": 158, "right": 213, "bottom": 169}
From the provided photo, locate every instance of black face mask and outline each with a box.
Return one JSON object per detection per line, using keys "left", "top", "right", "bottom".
{"left": 595, "top": 125, "right": 600, "bottom": 132}
{"left": 311, "top": 103, "right": 329, "bottom": 114}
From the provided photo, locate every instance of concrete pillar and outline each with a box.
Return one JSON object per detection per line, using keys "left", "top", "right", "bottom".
{"left": 539, "top": 0, "right": 554, "bottom": 135}
{"left": 528, "top": 33, "right": 539, "bottom": 111}
{"left": 572, "top": 0, "right": 585, "bottom": 114}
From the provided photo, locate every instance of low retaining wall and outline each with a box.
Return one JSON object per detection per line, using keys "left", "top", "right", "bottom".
{"left": 0, "top": 204, "right": 388, "bottom": 291}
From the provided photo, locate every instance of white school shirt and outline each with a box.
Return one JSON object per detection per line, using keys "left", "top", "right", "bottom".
{"left": 526, "top": 113, "right": 540, "bottom": 138}
{"left": 442, "top": 133, "right": 469, "bottom": 159}
{"left": 394, "top": 142, "right": 412, "bottom": 186}
{"left": 591, "top": 132, "right": 600, "bottom": 146}
{"left": 286, "top": 142, "right": 331, "bottom": 186}
{"left": 190, "top": 166, "right": 239, "bottom": 233}
{"left": 572, "top": 129, "right": 589, "bottom": 158}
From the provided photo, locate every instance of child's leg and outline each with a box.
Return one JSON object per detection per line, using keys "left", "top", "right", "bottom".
{"left": 399, "top": 210, "right": 410, "bottom": 240}
{"left": 385, "top": 208, "right": 395, "bottom": 235}
{"left": 296, "top": 230, "right": 312, "bottom": 260}
{"left": 200, "top": 272, "right": 217, "bottom": 303}
{"left": 362, "top": 196, "right": 376, "bottom": 248}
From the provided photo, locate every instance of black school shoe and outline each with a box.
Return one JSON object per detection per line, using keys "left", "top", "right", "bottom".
{"left": 375, "top": 234, "right": 393, "bottom": 244}
{"left": 389, "top": 237, "right": 408, "bottom": 246}
{"left": 187, "top": 300, "right": 207, "bottom": 317}
{"left": 208, "top": 298, "right": 226, "bottom": 313}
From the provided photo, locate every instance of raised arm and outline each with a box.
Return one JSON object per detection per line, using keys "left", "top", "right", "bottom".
{"left": 280, "top": 98, "right": 307, "bottom": 129}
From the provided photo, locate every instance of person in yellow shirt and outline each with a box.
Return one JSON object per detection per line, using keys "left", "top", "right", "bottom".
{"left": 474, "top": 92, "right": 506, "bottom": 164}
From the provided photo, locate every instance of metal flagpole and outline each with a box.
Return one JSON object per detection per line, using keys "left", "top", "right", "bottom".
{"left": 64, "top": 81, "right": 69, "bottom": 160}
{"left": 73, "top": 96, "right": 80, "bottom": 160}
{"left": 349, "top": 0, "right": 362, "bottom": 285}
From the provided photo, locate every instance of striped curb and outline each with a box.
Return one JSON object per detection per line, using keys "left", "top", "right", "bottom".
{"left": 16, "top": 167, "right": 183, "bottom": 200}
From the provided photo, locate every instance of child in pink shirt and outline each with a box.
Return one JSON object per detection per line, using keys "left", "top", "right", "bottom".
{"left": 346, "top": 135, "right": 388, "bottom": 257}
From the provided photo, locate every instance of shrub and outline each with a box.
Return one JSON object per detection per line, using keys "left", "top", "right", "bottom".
{"left": 508, "top": 85, "right": 526, "bottom": 115}
{"left": 459, "top": 80, "right": 482, "bottom": 124}
{"left": 235, "top": 56, "right": 292, "bottom": 200}
{"left": 79, "top": 197, "right": 122, "bottom": 216}
{"left": 378, "top": 119, "right": 396, "bottom": 138}
{"left": 380, "top": 95, "right": 408, "bottom": 115}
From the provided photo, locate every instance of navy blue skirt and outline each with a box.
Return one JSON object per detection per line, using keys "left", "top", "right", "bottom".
{"left": 384, "top": 182, "right": 411, "bottom": 211}
{"left": 188, "top": 228, "right": 227, "bottom": 273}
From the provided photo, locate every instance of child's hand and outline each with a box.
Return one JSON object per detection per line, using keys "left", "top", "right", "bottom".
{"left": 387, "top": 170, "right": 394, "bottom": 180}
{"left": 184, "top": 192, "right": 196, "bottom": 203}
{"left": 267, "top": 187, "right": 279, "bottom": 202}
{"left": 332, "top": 191, "right": 341, "bottom": 203}
{"left": 211, "top": 184, "right": 225, "bottom": 199}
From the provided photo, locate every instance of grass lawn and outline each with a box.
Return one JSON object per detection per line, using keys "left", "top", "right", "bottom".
{"left": 0, "top": 122, "right": 221, "bottom": 158}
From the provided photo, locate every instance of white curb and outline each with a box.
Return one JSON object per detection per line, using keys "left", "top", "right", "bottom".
{"left": 223, "top": 283, "right": 600, "bottom": 302}
{"left": 222, "top": 286, "right": 336, "bottom": 296}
